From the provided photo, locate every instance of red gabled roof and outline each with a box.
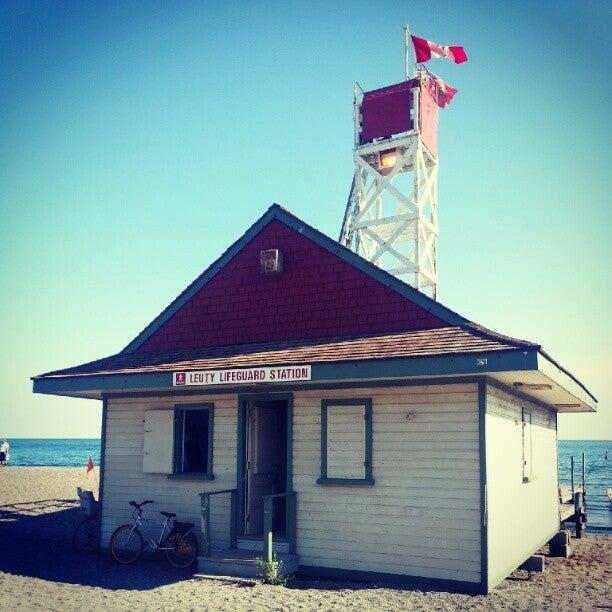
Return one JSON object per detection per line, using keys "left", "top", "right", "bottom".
{"left": 31, "top": 206, "right": 597, "bottom": 408}
{"left": 34, "top": 205, "right": 549, "bottom": 381}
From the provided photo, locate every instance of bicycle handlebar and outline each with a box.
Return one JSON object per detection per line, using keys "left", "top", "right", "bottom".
{"left": 129, "top": 500, "right": 154, "bottom": 508}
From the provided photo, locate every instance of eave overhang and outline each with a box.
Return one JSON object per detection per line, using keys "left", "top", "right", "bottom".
{"left": 32, "top": 347, "right": 597, "bottom": 413}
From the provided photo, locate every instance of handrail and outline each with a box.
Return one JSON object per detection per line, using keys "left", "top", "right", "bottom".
{"left": 262, "top": 491, "right": 297, "bottom": 562}
{"left": 199, "top": 489, "right": 237, "bottom": 556}
{"left": 201, "top": 489, "right": 237, "bottom": 497}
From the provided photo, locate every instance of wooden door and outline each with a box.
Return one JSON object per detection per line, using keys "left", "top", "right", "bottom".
{"left": 244, "top": 403, "right": 285, "bottom": 535}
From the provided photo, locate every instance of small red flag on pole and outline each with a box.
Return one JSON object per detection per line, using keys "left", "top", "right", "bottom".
{"left": 86, "top": 456, "right": 95, "bottom": 472}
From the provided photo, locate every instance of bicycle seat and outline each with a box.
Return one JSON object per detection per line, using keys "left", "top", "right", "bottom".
{"left": 160, "top": 511, "right": 176, "bottom": 518}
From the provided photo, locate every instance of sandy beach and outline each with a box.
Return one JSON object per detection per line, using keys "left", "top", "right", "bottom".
{"left": 0, "top": 467, "right": 610, "bottom": 611}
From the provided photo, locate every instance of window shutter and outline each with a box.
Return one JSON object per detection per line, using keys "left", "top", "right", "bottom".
{"left": 143, "top": 410, "right": 174, "bottom": 473}
{"left": 327, "top": 405, "right": 367, "bottom": 480}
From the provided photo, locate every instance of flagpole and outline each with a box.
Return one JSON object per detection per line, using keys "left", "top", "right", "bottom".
{"left": 404, "top": 24, "right": 413, "bottom": 80}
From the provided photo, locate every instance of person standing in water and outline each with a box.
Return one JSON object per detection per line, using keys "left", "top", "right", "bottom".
{"left": 0, "top": 439, "right": 9, "bottom": 466}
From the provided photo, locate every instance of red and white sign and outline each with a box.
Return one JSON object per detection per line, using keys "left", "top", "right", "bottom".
{"left": 173, "top": 365, "right": 311, "bottom": 386}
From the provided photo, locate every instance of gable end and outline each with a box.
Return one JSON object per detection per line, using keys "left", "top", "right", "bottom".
{"left": 124, "top": 206, "right": 467, "bottom": 353}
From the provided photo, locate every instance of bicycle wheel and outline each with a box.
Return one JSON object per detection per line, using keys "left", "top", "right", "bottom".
{"left": 73, "top": 516, "right": 100, "bottom": 552}
{"left": 110, "top": 524, "right": 144, "bottom": 564}
{"left": 164, "top": 531, "right": 198, "bottom": 568}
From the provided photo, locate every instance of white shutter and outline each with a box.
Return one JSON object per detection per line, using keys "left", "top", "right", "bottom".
{"left": 143, "top": 410, "right": 174, "bottom": 474}
{"left": 327, "top": 405, "right": 366, "bottom": 479}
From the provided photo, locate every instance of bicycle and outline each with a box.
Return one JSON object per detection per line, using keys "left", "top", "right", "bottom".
{"left": 109, "top": 500, "right": 198, "bottom": 568}
{"left": 73, "top": 487, "right": 100, "bottom": 553}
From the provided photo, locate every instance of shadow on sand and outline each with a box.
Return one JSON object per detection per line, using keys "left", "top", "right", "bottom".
{"left": 0, "top": 499, "right": 191, "bottom": 590}
{"left": 0, "top": 499, "right": 484, "bottom": 595}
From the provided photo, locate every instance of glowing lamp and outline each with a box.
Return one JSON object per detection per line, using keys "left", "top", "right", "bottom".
{"left": 379, "top": 149, "right": 398, "bottom": 174}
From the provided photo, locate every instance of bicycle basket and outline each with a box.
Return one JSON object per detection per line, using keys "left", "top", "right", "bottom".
{"left": 77, "top": 487, "right": 98, "bottom": 517}
{"left": 169, "top": 521, "right": 194, "bottom": 536}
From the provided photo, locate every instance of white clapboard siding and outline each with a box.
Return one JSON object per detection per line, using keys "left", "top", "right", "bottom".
{"left": 100, "top": 394, "right": 238, "bottom": 551}
{"left": 142, "top": 410, "right": 174, "bottom": 473}
{"left": 327, "top": 404, "right": 366, "bottom": 479}
{"left": 293, "top": 384, "right": 481, "bottom": 584}
{"left": 485, "top": 385, "right": 558, "bottom": 590}
{"left": 100, "top": 383, "right": 481, "bottom": 585}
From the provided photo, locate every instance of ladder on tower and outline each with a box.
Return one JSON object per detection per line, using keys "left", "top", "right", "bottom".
{"left": 339, "top": 175, "right": 356, "bottom": 245}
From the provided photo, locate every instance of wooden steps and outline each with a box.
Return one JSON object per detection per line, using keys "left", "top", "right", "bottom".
{"left": 197, "top": 549, "right": 299, "bottom": 579}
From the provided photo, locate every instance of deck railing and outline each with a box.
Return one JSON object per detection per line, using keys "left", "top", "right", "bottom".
{"left": 262, "top": 491, "right": 297, "bottom": 562}
{"left": 199, "top": 489, "right": 237, "bottom": 556}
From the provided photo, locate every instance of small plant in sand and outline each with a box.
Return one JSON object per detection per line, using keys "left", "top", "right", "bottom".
{"left": 256, "top": 554, "right": 290, "bottom": 586}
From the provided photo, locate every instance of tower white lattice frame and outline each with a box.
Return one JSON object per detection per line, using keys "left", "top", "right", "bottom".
{"left": 340, "top": 78, "right": 439, "bottom": 300}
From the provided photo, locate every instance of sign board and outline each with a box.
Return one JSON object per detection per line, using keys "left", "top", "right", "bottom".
{"left": 173, "top": 365, "right": 311, "bottom": 387}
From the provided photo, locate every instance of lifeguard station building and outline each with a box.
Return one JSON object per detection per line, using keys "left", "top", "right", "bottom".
{"left": 33, "top": 204, "right": 596, "bottom": 594}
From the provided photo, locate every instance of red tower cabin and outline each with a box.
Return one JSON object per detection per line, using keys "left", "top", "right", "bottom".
{"left": 359, "top": 78, "right": 438, "bottom": 156}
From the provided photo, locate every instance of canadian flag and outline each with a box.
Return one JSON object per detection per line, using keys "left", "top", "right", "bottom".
{"left": 411, "top": 35, "right": 468, "bottom": 64}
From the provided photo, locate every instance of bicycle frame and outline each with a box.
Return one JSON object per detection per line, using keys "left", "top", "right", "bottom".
{"left": 125, "top": 509, "right": 194, "bottom": 552}
{"left": 128, "top": 512, "right": 173, "bottom": 551}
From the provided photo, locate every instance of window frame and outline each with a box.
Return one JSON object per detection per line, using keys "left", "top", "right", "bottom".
{"left": 168, "top": 403, "right": 215, "bottom": 481}
{"left": 317, "top": 398, "right": 374, "bottom": 487}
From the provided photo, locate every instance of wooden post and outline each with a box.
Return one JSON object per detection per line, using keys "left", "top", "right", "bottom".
{"left": 229, "top": 490, "right": 237, "bottom": 549}
{"left": 574, "top": 492, "right": 585, "bottom": 539}
{"left": 570, "top": 456, "right": 575, "bottom": 496}
{"left": 263, "top": 496, "right": 273, "bottom": 563}
{"left": 286, "top": 493, "right": 297, "bottom": 554}
{"left": 581, "top": 452, "right": 586, "bottom": 493}
{"left": 200, "top": 493, "right": 211, "bottom": 557}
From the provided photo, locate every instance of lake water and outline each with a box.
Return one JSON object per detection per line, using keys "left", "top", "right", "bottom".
{"left": 4, "top": 438, "right": 101, "bottom": 469}
{"left": 558, "top": 440, "right": 611, "bottom": 533}
{"left": 3, "top": 438, "right": 610, "bottom": 531}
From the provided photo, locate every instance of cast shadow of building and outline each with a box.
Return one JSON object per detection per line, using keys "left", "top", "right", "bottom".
{"left": 0, "top": 498, "right": 190, "bottom": 590}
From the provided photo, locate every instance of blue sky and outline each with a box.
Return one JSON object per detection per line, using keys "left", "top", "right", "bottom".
{"left": 0, "top": 1, "right": 610, "bottom": 440}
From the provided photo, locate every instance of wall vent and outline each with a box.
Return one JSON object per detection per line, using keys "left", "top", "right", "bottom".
{"left": 260, "top": 249, "right": 283, "bottom": 274}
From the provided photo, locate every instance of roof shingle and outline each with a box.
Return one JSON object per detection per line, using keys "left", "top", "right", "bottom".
{"left": 35, "top": 326, "right": 531, "bottom": 379}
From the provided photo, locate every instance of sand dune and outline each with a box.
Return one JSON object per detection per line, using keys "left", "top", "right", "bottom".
{"left": 0, "top": 467, "right": 610, "bottom": 610}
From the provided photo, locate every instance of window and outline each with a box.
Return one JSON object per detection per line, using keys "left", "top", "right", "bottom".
{"left": 317, "top": 398, "right": 374, "bottom": 486}
{"left": 522, "top": 407, "right": 532, "bottom": 483}
{"left": 172, "top": 404, "right": 214, "bottom": 480}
